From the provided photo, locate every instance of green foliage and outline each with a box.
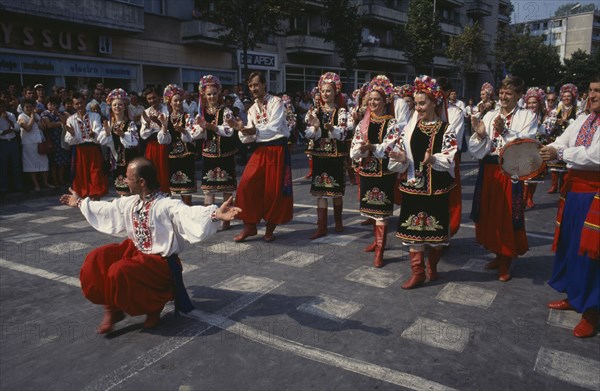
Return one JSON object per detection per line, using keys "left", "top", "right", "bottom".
{"left": 446, "top": 23, "right": 485, "bottom": 74}
{"left": 403, "top": 0, "right": 442, "bottom": 72}
{"left": 561, "top": 49, "right": 600, "bottom": 91}
{"left": 206, "top": 0, "right": 304, "bottom": 75}
{"left": 494, "top": 27, "right": 563, "bottom": 87}
{"left": 554, "top": 2, "right": 596, "bottom": 16}
{"left": 323, "top": 0, "right": 363, "bottom": 87}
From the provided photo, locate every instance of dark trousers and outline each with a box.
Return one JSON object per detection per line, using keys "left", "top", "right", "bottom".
{"left": 0, "top": 138, "right": 23, "bottom": 193}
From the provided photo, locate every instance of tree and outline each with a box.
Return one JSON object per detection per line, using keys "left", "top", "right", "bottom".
{"left": 561, "top": 49, "right": 600, "bottom": 91}
{"left": 494, "top": 26, "right": 563, "bottom": 88}
{"left": 446, "top": 23, "right": 486, "bottom": 96}
{"left": 204, "top": 0, "right": 303, "bottom": 80}
{"left": 323, "top": 0, "right": 363, "bottom": 90}
{"left": 403, "top": 0, "right": 442, "bottom": 74}
{"left": 554, "top": 2, "right": 596, "bottom": 16}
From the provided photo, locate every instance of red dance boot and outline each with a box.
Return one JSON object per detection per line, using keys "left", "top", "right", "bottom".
{"left": 310, "top": 208, "right": 328, "bottom": 240}
{"left": 333, "top": 203, "right": 344, "bottom": 232}
{"left": 402, "top": 251, "right": 426, "bottom": 289}
{"left": 142, "top": 308, "right": 163, "bottom": 329}
{"left": 547, "top": 172, "right": 559, "bottom": 194}
{"left": 497, "top": 256, "right": 513, "bottom": 282}
{"left": 304, "top": 159, "right": 313, "bottom": 179}
{"left": 364, "top": 224, "right": 377, "bottom": 252}
{"left": 427, "top": 247, "right": 442, "bottom": 282}
{"left": 263, "top": 222, "right": 277, "bottom": 242}
{"left": 233, "top": 223, "right": 257, "bottom": 242}
{"left": 547, "top": 299, "right": 574, "bottom": 311}
{"left": 373, "top": 225, "right": 387, "bottom": 268}
{"left": 573, "top": 309, "right": 599, "bottom": 338}
{"left": 97, "top": 306, "right": 125, "bottom": 334}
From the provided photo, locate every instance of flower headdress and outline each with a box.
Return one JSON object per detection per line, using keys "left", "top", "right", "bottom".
{"left": 106, "top": 88, "right": 129, "bottom": 104}
{"left": 199, "top": 75, "right": 222, "bottom": 96}
{"left": 524, "top": 87, "right": 546, "bottom": 105}
{"left": 163, "top": 84, "right": 185, "bottom": 104}
{"left": 318, "top": 72, "right": 342, "bottom": 94}
{"left": 481, "top": 82, "right": 495, "bottom": 98}
{"left": 399, "top": 84, "right": 415, "bottom": 98}
{"left": 413, "top": 75, "right": 443, "bottom": 106}
{"left": 560, "top": 83, "right": 578, "bottom": 99}
{"left": 366, "top": 75, "right": 394, "bottom": 103}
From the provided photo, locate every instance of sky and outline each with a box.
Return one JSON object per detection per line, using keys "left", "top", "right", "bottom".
{"left": 511, "top": 0, "right": 600, "bottom": 23}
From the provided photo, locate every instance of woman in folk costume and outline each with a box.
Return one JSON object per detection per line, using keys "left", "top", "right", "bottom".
{"left": 468, "top": 76, "right": 538, "bottom": 282}
{"left": 546, "top": 83, "right": 578, "bottom": 194}
{"left": 305, "top": 72, "right": 350, "bottom": 238}
{"left": 158, "top": 84, "right": 196, "bottom": 206}
{"left": 104, "top": 88, "right": 140, "bottom": 196}
{"left": 389, "top": 75, "right": 457, "bottom": 289}
{"left": 522, "top": 87, "right": 547, "bottom": 209}
{"left": 472, "top": 82, "right": 496, "bottom": 120}
{"left": 190, "top": 75, "right": 237, "bottom": 229}
{"left": 350, "top": 75, "right": 399, "bottom": 268}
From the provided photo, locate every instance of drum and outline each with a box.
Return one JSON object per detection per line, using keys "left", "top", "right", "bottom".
{"left": 499, "top": 138, "right": 546, "bottom": 181}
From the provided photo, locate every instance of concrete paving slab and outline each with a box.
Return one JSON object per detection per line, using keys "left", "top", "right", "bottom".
{"left": 546, "top": 309, "right": 581, "bottom": 330}
{"left": 344, "top": 265, "right": 403, "bottom": 288}
{"left": 534, "top": 347, "right": 600, "bottom": 390}
{"left": 401, "top": 317, "right": 472, "bottom": 353}
{"left": 297, "top": 293, "right": 363, "bottom": 323}
{"left": 273, "top": 250, "right": 323, "bottom": 267}
{"left": 436, "top": 282, "right": 497, "bottom": 309}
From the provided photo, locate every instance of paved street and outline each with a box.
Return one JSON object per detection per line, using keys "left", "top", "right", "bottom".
{"left": 1, "top": 151, "right": 599, "bottom": 391}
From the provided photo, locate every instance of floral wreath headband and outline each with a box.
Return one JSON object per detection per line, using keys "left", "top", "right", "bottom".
{"left": 367, "top": 75, "right": 394, "bottom": 103}
{"left": 199, "top": 75, "right": 222, "bottom": 96}
{"left": 481, "top": 82, "right": 495, "bottom": 98}
{"left": 163, "top": 84, "right": 185, "bottom": 104}
{"left": 318, "top": 72, "right": 342, "bottom": 94}
{"left": 524, "top": 87, "right": 546, "bottom": 104}
{"left": 560, "top": 83, "right": 578, "bottom": 99}
{"left": 395, "top": 84, "right": 415, "bottom": 98}
{"left": 106, "top": 88, "right": 129, "bottom": 104}
{"left": 311, "top": 86, "right": 320, "bottom": 99}
{"left": 413, "top": 75, "right": 443, "bottom": 106}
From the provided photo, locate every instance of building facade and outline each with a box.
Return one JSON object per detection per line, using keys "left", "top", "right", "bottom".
{"left": 1, "top": 0, "right": 509, "bottom": 100}
{"left": 515, "top": 10, "right": 600, "bottom": 64}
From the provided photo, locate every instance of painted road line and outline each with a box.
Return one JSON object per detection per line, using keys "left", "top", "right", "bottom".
{"left": 436, "top": 282, "right": 497, "bottom": 309}
{"left": 63, "top": 221, "right": 91, "bottom": 229}
{"left": 297, "top": 293, "right": 363, "bottom": 323}
{"left": 84, "top": 276, "right": 284, "bottom": 391}
{"left": 273, "top": 250, "right": 323, "bottom": 268}
{"left": 28, "top": 216, "right": 69, "bottom": 224}
{"left": 546, "top": 309, "right": 581, "bottom": 330}
{"left": 0, "top": 212, "right": 36, "bottom": 220}
{"left": 345, "top": 265, "right": 403, "bottom": 288}
{"left": 186, "top": 309, "right": 456, "bottom": 391}
{"left": 41, "top": 241, "right": 91, "bottom": 254}
{"left": 534, "top": 347, "right": 600, "bottom": 390}
{"left": 0, "top": 258, "right": 80, "bottom": 287}
{"left": 2, "top": 232, "right": 48, "bottom": 244}
{"left": 401, "top": 317, "right": 471, "bottom": 353}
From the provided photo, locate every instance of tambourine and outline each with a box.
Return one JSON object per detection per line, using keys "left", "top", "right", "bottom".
{"left": 499, "top": 138, "right": 547, "bottom": 181}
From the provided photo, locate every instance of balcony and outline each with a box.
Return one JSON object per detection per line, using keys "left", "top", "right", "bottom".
{"left": 285, "top": 35, "right": 334, "bottom": 55}
{"left": 466, "top": 0, "right": 493, "bottom": 17}
{"left": 181, "top": 20, "right": 224, "bottom": 44}
{"left": 498, "top": 13, "right": 511, "bottom": 25}
{"left": 359, "top": 4, "right": 407, "bottom": 24}
{"left": 0, "top": 0, "right": 144, "bottom": 32}
{"left": 440, "top": 22, "right": 462, "bottom": 36}
{"left": 498, "top": 0, "right": 511, "bottom": 5}
{"left": 437, "top": 0, "right": 465, "bottom": 7}
{"left": 357, "top": 46, "right": 407, "bottom": 63}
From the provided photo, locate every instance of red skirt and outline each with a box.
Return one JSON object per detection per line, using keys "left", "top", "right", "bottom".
{"left": 80, "top": 239, "right": 174, "bottom": 316}
{"left": 236, "top": 144, "right": 293, "bottom": 225}
{"left": 475, "top": 164, "right": 528, "bottom": 257}
{"left": 72, "top": 144, "right": 108, "bottom": 199}
{"left": 145, "top": 140, "right": 171, "bottom": 193}
{"left": 449, "top": 156, "right": 462, "bottom": 237}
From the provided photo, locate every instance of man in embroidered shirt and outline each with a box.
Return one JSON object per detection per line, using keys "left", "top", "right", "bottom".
{"left": 65, "top": 92, "right": 111, "bottom": 199}
{"left": 540, "top": 75, "right": 600, "bottom": 338}
{"left": 60, "top": 157, "right": 241, "bottom": 334}
{"left": 232, "top": 72, "right": 294, "bottom": 242}
{"left": 468, "top": 76, "right": 537, "bottom": 282}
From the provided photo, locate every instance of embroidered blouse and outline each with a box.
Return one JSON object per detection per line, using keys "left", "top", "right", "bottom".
{"left": 65, "top": 112, "right": 110, "bottom": 146}
{"left": 241, "top": 94, "right": 289, "bottom": 144}
{"left": 140, "top": 104, "right": 169, "bottom": 140}
{"left": 79, "top": 192, "right": 220, "bottom": 257}
{"left": 547, "top": 113, "right": 600, "bottom": 171}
